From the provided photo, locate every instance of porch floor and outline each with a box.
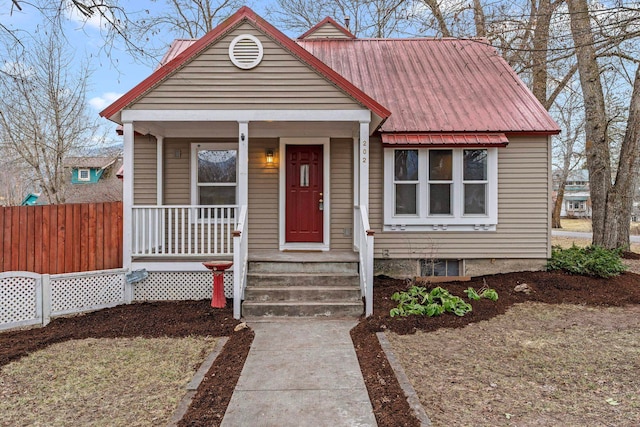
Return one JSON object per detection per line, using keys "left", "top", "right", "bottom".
{"left": 248, "top": 250, "right": 358, "bottom": 263}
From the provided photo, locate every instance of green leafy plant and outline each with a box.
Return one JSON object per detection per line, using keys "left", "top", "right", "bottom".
{"left": 547, "top": 244, "right": 626, "bottom": 278}
{"left": 464, "top": 287, "right": 481, "bottom": 300}
{"left": 390, "top": 286, "right": 473, "bottom": 317}
{"left": 481, "top": 288, "right": 499, "bottom": 301}
{"left": 464, "top": 286, "right": 499, "bottom": 301}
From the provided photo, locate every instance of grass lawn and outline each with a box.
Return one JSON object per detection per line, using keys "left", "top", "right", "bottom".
{"left": 387, "top": 303, "right": 640, "bottom": 426}
{"left": 0, "top": 336, "right": 217, "bottom": 426}
{"left": 554, "top": 218, "right": 592, "bottom": 232}
{"left": 556, "top": 218, "right": 640, "bottom": 236}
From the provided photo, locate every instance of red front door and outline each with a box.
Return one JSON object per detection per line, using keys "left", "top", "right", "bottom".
{"left": 285, "top": 145, "right": 323, "bottom": 243}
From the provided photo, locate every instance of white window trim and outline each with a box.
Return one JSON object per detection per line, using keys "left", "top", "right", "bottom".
{"left": 383, "top": 147, "right": 498, "bottom": 231}
{"left": 190, "top": 143, "right": 238, "bottom": 221}
{"left": 78, "top": 168, "right": 91, "bottom": 181}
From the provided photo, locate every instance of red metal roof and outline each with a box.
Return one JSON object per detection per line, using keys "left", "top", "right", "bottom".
{"left": 100, "top": 7, "right": 390, "bottom": 123}
{"left": 382, "top": 133, "right": 509, "bottom": 147}
{"left": 157, "top": 39, "right": 198, "bottom": 69}
{"left": 298, "top": 16, "right": 356, "bottom": 40}
{"left": 298, "top": 39, "right": 560, "bottom": 135}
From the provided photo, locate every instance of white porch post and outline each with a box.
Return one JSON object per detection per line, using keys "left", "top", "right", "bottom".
{"left": 353, "top": 136, "right": 360, "bottom": 206}
{"left": 123, "top": 121, "right": 134, "bottom": 303}
{"left": 238, "top": 121, "right": 249, "bottom": 207}
{"left": 359, "top": 121, "right": 370, "bottom": 210}
{"left": 359, "top": 120, "right": 373, "bottom": 316}
{"left": 156, "top": 135, "right": 164, "bottom": 204}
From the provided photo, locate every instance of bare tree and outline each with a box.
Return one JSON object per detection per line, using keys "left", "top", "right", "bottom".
{"left": 551, "top": 86, "right": 585, "bottom": 228}
{"left": 567, "top": 0, "right": 640, "bottom": 249}
{"left": 267, "top": 0, "right": 418, "bottom": 38}
{"left": 0, "top": 155, "right": 32, "bottom": 206}
{"left": 0, "top": 23, "right": 100, "bottom": 204}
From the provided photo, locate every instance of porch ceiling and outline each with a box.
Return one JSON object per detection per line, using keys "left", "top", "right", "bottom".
{"left": 133, "top": 120, "right": 359, "bottom": 139}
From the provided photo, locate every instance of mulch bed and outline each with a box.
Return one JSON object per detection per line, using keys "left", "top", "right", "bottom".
{"left": 2, "top": 270, "right": 640, "bottom": 426}
{"left": 179, "top": 327, "right": 254, "bottom": 426}
{"left": 353, "top": 269, "right": 640, "bottom": 426}
{"left": 622, "top": 250, "right": 640, "bottom": 260}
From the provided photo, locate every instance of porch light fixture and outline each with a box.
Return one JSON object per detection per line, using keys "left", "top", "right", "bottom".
{"left": 265, "top": 149, "right": 274, "bottom": 164}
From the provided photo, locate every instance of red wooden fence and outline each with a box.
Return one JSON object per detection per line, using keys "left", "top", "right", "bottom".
{"left": 0, "top": 202, "right": 123, "bottom": 274}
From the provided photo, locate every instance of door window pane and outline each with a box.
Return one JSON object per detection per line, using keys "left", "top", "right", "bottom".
{"left": 300, "top": 164, "right": 309, "bottom": 187}
{"left": 464, "top": 183, "right": 486, "bottom": 214}
{"left": 395, "top": 150, "right": 418, "bottom": 181}
{"left": 463, "top": 150, "right": 487, "bottom": 181}
{"left": 430, "top": 184, "right": 451, "bottom": 214}
{"left": 395, "top": 184, "right": 417, "bottom": 215}
{"left": 429, "top": 150, "right": 452, "bottom": 180}
{"left": 198, "top": 150, "right": 237, "bottom": 183}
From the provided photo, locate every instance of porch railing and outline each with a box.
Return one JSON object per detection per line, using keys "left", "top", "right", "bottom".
{"left": 233, "top": 205, "right": 248, "bottom": 319}
{"left": 131, "top": 205, "right": 238, "bottom": 257}
{"left": 355, "top": 205, "right": 374, "bottom": 316}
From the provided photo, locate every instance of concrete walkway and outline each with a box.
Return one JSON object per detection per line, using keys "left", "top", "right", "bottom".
{"left": 221, "top": 319, "right": 377, "bottom": 427}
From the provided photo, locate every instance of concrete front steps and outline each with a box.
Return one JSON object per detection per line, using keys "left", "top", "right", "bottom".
{"left": 242, "top": 259, "right": 363, "bottom": 318}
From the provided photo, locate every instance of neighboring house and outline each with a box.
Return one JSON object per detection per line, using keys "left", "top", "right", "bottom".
{"left": 20, "top": 192, "right": 41, "bottom": 206}
{"left": 99, "top": 7, "right": 559, "bottom": 318}
{"left": 64, "top": 156, "right": 123, "bottom": 203}
{"left": 553, "top": 169, "right": 591, "bottom": 218}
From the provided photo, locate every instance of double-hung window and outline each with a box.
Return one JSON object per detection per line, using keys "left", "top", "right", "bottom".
{"left": 190, "top": 143, "right": 238, "bottom": 211}
{"left": 384, "top": 147, "right": 498, "bottom": 231}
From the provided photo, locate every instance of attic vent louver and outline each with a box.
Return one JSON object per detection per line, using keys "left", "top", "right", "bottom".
{"left": 229, "top": 34, "right": 263, "bottom": 70}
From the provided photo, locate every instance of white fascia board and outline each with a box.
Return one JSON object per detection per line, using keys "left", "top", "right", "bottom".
{"left": 121, "top": 109, "right": 372, "bottom": 123}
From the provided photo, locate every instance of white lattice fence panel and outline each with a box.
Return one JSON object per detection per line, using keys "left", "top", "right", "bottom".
{"left": 50, "top": 271, "right": 125, "bottom": 316}
{"left": 0, "top": 275, "right": 41, "bottom": 330}
{"left": 133, "top": 271, "right": 233, "bottom": 301}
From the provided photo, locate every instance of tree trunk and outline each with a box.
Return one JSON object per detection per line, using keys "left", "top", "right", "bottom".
{"left": 567, "top": 0, "right": 611, "bottom": 246}
{"left": 609, "top": 65, "right": 640, "bottom": 249}
{"left": 472, "top": 0, "right": 486, "bottom": 38}
{"left": 552, "top": 181, "right": 565, "bottom": 229}
{"left": 531, "top": 0, "right": 552, "bottom": 105}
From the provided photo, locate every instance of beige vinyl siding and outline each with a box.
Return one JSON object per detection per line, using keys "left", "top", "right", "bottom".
{"left": 303, "top": 23, "right": 352, "bottom": 39}
{"left": 370, "top": 136, "right": 550, "bottom": 259}
{"left": 330, "top": 138, "right": 353, "bottom": 250}
{"left": 246, "top": 138, "right": 355, "bottom": 251}
{"left": 130, "top": 22, "right": 363, "bottom": 111}
{"left": 133, "top": 135, "right": 157, "bottom": 205}
{"left": 248, "top": 139, "right": 279, "bottom": 250}
{"left": 163, "top": 139, "right": 191, "bottom": 205}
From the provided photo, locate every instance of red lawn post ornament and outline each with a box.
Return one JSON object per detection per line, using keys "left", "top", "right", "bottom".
{"left": 202, "top": 261, "right": 233, "bottom": 308}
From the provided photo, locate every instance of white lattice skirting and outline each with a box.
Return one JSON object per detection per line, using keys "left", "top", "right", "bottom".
{"left": 51, "top": 270, "right": 126, "bottom": 317}
{"left": 1, "top": 269, "right": 235, "bottom": 331}
{"left": 0, "top": 273, "right": 42, "bottom": 330}
{"left": 0, "top": 269, "right": 127, "bottom": 331}
{"left": 132, "top": 271, "right": 233, "bottom": 301}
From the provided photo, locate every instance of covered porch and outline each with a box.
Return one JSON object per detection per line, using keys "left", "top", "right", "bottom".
{"left": 121, "top": 113, "right": 375, "bottom": 318}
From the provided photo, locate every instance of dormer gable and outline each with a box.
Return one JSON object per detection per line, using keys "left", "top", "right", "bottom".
{"left": 298, "top": 16, "right": 356, "bottom": 40}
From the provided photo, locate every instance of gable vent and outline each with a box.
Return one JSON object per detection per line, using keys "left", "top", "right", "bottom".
{"left": 229, "top": 34, "right": 264, "bottom": 70}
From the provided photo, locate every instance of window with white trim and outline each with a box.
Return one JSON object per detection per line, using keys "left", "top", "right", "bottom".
{"left": 190, "top": 143, "right": 237, "bottom": 208}
{"left": 78, "top": 169, "right": 90, "bottom": 181}
{"left": 384, "top": 147, "right": 498, "bottom": 231}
